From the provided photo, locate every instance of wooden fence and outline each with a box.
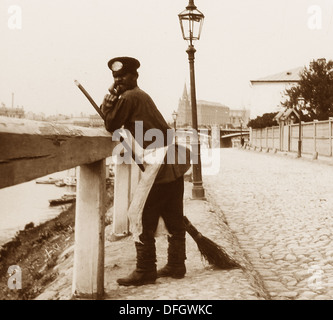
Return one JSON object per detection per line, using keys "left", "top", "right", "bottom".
{"left": 250, "top": 118, "right": 333, "bottom": 158}
{"left": 0, "top": 116, "right": 140, "bottom": 299}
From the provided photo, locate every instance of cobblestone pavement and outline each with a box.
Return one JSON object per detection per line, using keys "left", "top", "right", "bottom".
{"left": 204, "top": 148, "right": 333, "bottom": 300}
{"left": 38, "top": 147, "right": 333, "bottom": 301}
{"left": 101, "top": 181, "right": 269, "bottom": 301}
{"left": 37, "top": 168, "right": 269, "bottom": 300}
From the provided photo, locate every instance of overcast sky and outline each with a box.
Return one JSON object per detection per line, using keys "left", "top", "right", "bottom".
{"left": 1, "top": 0, "right": 333, "bottom": 120}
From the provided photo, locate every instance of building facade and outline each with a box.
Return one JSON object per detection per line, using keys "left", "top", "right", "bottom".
{"left": 176, "top": 84, "right": 250, "bottom": 128}
{"left": 0, "top": 104, "right": 104, "bottom": 127}
{"left": 54, "top": 114, "right": 104, "bottom": 127}
{"left": 0, "top": 104, "right": 25, "bottom": 118}
{"left": 249, "top": 66, "right": 303, "bottom": 118}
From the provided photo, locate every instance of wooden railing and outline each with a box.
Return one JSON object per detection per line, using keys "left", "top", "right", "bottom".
{"left": 1, "top": 117, "right": 221, "bottom": 299}
{"left": 250, "top": 118, "right": 333, "bottom": 158}
{"left": 0, "top": 116, "right": 119, "bottom": 299}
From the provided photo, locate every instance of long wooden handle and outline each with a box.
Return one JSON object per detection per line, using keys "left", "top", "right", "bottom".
{"left": 74, "top": 80, "right": 105, "bottom": 120}
{"left": 74, "top": 80, "right": 145, "bottom": 172}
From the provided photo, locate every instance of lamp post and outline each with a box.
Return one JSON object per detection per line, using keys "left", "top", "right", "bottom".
{"left": 297, "top": 97, "right": 305, "bottom": 158}
{"left": 178, "top": 0, "right": 205, "bottom": 200}
{"left": 172, "top": 110, "right": 178, "bottom": 144}
{"left": 239, "top": 119, "right": 244, "bottom": 147}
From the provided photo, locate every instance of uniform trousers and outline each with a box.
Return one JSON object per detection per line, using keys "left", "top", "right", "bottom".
{"left": 139, "top": 176, "right": 185, "bottom": 243}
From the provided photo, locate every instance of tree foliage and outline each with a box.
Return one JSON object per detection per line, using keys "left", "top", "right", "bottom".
{"left": 282, "top": 58, "right": 333, "bottom": 121}
{"left": 247, "top": 112, "right": 278, "bottom": 129}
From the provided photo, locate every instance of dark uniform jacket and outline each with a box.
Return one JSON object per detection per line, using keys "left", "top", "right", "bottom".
{"left": 102, "top": 86, "right": 191, "bottom": 184}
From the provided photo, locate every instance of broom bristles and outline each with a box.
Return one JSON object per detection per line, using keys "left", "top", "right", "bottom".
{"left": 183, "top": 216, "right": 240, "bottom": 269}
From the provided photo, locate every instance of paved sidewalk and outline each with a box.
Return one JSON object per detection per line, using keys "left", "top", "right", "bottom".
{"left": 101, "top": 181, "right": 269, "bottom": 300}
{"left": 204, "top": 148, "right": 333, "bottom": 300}
{"left": 39, "top": 147, "right": 333, "bottom": 300}
{"left": 36, "top": 175, "right": 270, "bottom": 300}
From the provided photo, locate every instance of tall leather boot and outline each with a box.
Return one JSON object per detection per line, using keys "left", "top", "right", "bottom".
{"left": 117, "top": 240, "right": 157, "bottom": 286}
{"left": 157, "top": 232, "right": 186, "bottom": 279}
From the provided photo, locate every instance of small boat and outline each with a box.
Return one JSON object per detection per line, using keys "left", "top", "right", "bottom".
{"left": 55, "top": 180, "right": 66, "bottom": 187}
{"left": 36, "top": 177, "right": 61, "bottom": 184}
{"left": 64, "top": 168, "right": 77, "bottom": 186}
{"left": 63, "top": 176, "right": 76, "bottom": 186}
{"left": 49, "top": 193, "right": 76, "bottom": 206}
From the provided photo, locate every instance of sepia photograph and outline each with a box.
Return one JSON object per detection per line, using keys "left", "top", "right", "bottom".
{"left": 1, "top": 0, "right": 333, "bottom": 306}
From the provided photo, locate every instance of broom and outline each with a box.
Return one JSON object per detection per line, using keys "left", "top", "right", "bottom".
{"left": 74, "top": 80, "right": 239, "bottom": 270}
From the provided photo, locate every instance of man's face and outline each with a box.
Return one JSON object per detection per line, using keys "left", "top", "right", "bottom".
{"left": 113, "top": 72, "right": 137, "bottom": 94}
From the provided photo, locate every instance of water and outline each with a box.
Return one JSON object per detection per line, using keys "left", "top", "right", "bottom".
{"left": 0, "top": 171, "right": 76, "bottom": 247}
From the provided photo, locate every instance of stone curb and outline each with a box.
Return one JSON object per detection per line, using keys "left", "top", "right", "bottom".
{"left": 243, "top": 145, "right": 333, "bottom": 167}
{"left": 203, "top": 188, "right": 271, "bottom": 300}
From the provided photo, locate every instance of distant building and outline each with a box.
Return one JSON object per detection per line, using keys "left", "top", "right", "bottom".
{"left": 89, "top": 114, "right": 104, "bottom": 127}
{"left": 250, "top": 66, "right": 303, "bottom": 117}
{"left": 197, "top": 100, "right": 230, "bottom": 127}
{"left": 54, "top": 114, "right": 104, "bottom": 127}
{"left": 176, "top": 84, "right": 250, "bottom": 128}
{"left": 25, "top": 111, "right": 46, "bottom": 121}
{"left": 0, "top": 104, "right": 104, "bottom": 126}
{"left": 0, "top": 104, "right": 25, "bottom": 118}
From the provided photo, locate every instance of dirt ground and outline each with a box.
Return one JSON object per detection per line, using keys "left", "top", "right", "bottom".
{"left": 0, "top": 184, "right": 114, "bottom": 300}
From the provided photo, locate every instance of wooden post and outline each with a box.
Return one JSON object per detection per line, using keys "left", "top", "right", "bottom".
{"left": 279, "top": 122, "right": 282, "bottom": 151}
{"left": 211, "top": 126, "right": 220, "bottom": 148}
{"left": 249, "top": 127, "right": 252, "bottom": 147}
{"left": 72, "top": 160, "right": 106, "bottom": 299}
{"left": 329, "top": 118, "right": 333, "bottom": 157}
{"left": 314, "top": 120, "right": 318, "bottom": 155}
{"left": 112, "top": 163, "right": 131, "bottom": 236}
{"left": 288, "top": 123, "right": 291, "bottom": 152}
{"left": 256, "top": 128, "right": 258, "bottom": 148}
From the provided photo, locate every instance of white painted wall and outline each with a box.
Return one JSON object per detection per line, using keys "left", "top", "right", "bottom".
{"left": 249, "top": 82, "right": 298, "bottom": 118}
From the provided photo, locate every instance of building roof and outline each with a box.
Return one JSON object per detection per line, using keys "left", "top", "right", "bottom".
{"left": 274, "top": 108, "right": 300, "bottom": 121}
{"left": 182, "top": 83, "right": 189, "bottom": 100}
{"left": 197, "top": 100, "right": 229, "bottom": 108}
{"left": 250, "top": 66, "right": 304, "bottom": 84}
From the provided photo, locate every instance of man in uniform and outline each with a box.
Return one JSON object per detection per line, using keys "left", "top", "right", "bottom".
{"left": 100, "top": 56, "right": 191, "bottom": 286}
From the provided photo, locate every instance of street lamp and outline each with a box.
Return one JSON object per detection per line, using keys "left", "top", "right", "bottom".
{"left": 239, "top": 119, "right": 244, "bottom": 147}
{"left": 178, "top": 0, "right": 205, "bottom": 200}
{"left": 172, "top": 110, "right": 178, "bottom": 144}
{"left": 297, "top": 97, "right": 305, "bottom": 158}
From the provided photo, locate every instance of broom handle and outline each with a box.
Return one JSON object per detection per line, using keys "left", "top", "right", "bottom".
{"left": 74, "top": 80, "right": 105, "bottom": 119}
{"left": 74, "top": 80, "right": 145, "bottom": 172}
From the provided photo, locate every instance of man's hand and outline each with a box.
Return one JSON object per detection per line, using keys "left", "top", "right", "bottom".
{"left": 101, "top": 93, "right": 118, "bottom": 115}
{"left": 108, "top": 83, "right": 119, "bottom": 96}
